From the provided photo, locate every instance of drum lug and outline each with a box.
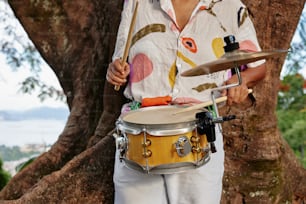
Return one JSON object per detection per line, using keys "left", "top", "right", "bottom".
{"left": 175, "top": 136, "right": 192, "bottom": 157}
{"left": 196, "top": 111, "right": 217, "bottom": 153}
{"left": 192, "top": 145, "right": 211, "bottom": 154}
{"left": 192, "top": 146, "right": 201, "bottom": 153}
{"left": 142, "top": 139, "right": 152, "bottom": 158}
{"left": 142, "top": 139, "right": 152, "bottom": 147}
{"left": 190, "top": 135, "right": 201, "bottom": 153}
{"left": 142, "top": 150, "right": 152, "bottom": 158}
{"left": 190, "top": 136, "right": 200, "bottom": 143}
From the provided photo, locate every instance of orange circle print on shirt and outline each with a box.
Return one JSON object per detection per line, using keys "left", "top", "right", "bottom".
{"left": 182, "top": 37, "right": 198, "bottom": 53}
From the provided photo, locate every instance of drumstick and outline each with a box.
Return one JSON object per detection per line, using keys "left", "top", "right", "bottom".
{"left": 114, "top": 1, "right": 139, "bottom": 91}
{"left": 173, "top": 89, "right": 253, "bottom": 115}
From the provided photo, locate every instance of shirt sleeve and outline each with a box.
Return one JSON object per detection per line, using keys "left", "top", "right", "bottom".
{"left": 112, "top": 0, "right": 135, "bottom": 61}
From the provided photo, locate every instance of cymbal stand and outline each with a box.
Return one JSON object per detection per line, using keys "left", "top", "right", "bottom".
{"left": 199, "top": 65, "right": 241, "bottom": 153}
{"left": 210, "top": 66, "right": 242, "bottom": 118}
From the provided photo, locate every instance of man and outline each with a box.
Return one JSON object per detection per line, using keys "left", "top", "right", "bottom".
{"left": 107, "top": 0, "right": 266, "bottom": 203}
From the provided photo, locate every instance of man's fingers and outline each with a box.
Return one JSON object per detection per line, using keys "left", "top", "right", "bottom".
{"left": 106, "top": 62, "right": 129, "bottom": 86}
{"left": 226, "top": 86, "right": 249, "bottom": 105}
{"left": 107, "top": 70, "right": 126, "bottom": 85}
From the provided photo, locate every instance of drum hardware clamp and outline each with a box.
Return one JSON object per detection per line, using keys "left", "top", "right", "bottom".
{"left": 113, "top": 131, "right": 128, "bottom": 160}
{"left": 196, "top": 111, "right": 236, "bottom": 153}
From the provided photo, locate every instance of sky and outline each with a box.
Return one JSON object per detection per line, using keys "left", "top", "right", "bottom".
{"left": 0, "top": 1, "right": 67, "bottom": 111}
{"left": 0, "top": 2, "right": 305, "bottom": 112}
{"left": 0, "top": 56, "right": 67, "bottom": 111}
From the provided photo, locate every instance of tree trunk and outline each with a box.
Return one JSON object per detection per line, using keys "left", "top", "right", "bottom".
{"left": 0, "top": 0, "right": 305, "bottom": 203}
{"left": 220, "top": 1, "right": 306, "bottom": 203}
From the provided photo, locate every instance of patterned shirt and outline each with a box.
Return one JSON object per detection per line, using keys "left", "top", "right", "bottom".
{"left": 113, "top": 0, "right": 263, "bottom": 105}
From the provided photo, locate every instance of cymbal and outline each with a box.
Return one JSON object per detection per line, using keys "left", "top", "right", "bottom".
{"left": 181, "top": 50, "right": 288, "bottom": 77}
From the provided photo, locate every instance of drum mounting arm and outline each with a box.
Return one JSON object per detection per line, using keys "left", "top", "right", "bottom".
{"left": 196, "top": 111, "right": 235, "bottom": 153}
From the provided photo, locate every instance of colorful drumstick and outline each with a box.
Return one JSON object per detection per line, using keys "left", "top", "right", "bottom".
{"left": 114, "top": 1, "right": 139, "bottom": 91}
{"left": 173, "top": 89, "right": 253, "bottom": 115}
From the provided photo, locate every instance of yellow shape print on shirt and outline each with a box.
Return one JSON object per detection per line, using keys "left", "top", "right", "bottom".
{"left": 177, "top": 51, "right": 197, "bottom": 68}
{"left": 168, "top": 51, "right": 197, "bottom": 88}
{"left": 168, "top": 62, "right": 177, "bottom": 89}
{"left": 212, "top": 37, "right": 225, "bottom": 58}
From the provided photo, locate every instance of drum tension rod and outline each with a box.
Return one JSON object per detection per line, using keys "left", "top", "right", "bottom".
{"left": 142, "top": 140, "right": 151, "bottom": 147}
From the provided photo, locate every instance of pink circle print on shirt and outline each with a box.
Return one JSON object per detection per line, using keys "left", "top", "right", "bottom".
{"left": 130, "top": 53, "right": 153, "bottom": 83}
{"left": 239, "top": 40, "right": 259, "bottom": 52}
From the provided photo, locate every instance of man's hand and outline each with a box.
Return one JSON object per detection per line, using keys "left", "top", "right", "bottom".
{"left": 221, "top": 63, "right": 266, "bottom": 105}
{"left": 106, "top": 59, "right": 130, "bottom": 87}
{"left": 222, "top": 75, "right": 250, "bottom": 105}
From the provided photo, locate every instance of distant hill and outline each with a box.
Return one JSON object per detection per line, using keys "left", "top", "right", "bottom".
{"left": 0, "top": 107, "right": 69, "bottom": 121}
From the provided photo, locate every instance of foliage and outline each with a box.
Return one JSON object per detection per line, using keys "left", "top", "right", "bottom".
{"left": 277, "top": 99, "right": 306, "bottom": 168}
{"left": 0, "top": 1, "right": 65, "bottom": 102}
{"left": 278, "top": 74, "right": 306, "bottom": 110}
{"left": 19, "top": 77, "right": 66, "bottom": 102}
{"left": 277, "top": 8, "right": 306, "bottom": 168}
{"left": 0, "top": 158, "right": 11, "bottom": 190}
{"left": 15, "top": 157, "right": 36, "bottom": 173}
{"left": 0, "top": 145, "right": 40, "bottom": 162}
{"left": 0, "top": 145, "right": 42, "bottom": 186}
{"left": 277, "top": 110, "right": 306, "bottom": 147}
{"left": 282, "top": 6, "right": 306, "bottom": 76}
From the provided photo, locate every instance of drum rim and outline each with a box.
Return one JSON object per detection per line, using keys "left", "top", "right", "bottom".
{"left": 122, "top": 153, "right": 211, "bottom": 174}
{"left": 117, "top": 120, "right": 197, "bottom": 135}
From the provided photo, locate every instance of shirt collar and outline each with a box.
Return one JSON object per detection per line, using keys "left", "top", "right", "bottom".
{"left": 199, "top": 0, "right": 213, "bottom": 8}
{"left": 160, "top": 0, "right": 213, "bottom": 12}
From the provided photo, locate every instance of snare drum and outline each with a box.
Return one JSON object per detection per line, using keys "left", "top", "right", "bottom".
{"left": 114, "top": 106, "right": 211, "bottom": 174}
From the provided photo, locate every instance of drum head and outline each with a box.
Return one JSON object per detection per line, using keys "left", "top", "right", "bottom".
{"left": 121, "top": 106, "right": 203, "bottom": 125}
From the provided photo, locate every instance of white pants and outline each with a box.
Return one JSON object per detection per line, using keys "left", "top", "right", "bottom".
{"left": 114, "top": 129, "right": 224, "bottom": 204}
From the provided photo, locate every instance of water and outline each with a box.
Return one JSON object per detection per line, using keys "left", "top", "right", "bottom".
{"left": 0, "top": 119, "right": 66, "bottom": 147}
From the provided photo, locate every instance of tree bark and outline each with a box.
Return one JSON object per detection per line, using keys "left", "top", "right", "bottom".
{"left": 0, "top": 0, "right": 305, "bottom": 203}
{"left": 220, "top": 1, "right": 306, "bottom": 203}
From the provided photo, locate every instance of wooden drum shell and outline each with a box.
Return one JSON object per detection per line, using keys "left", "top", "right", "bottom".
{"left": 116, "top": 106, "right": 211, "bottom": 174}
